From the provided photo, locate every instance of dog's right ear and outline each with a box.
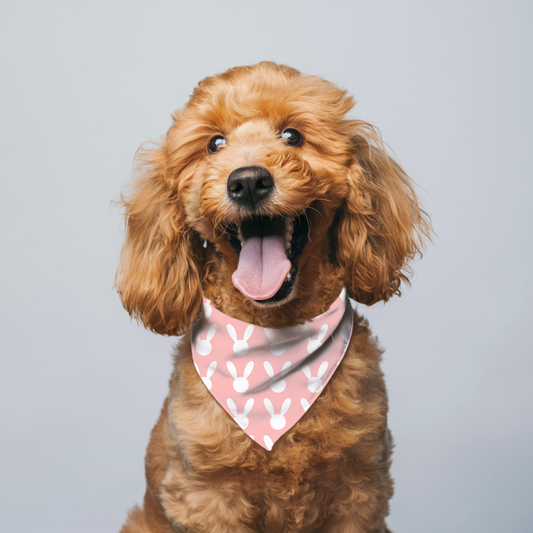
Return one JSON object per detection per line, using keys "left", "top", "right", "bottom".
{"left": 335, "top": 122, "right": 431, "bottom": 305}
{"left": 115, "top": 144, "right": 203, "bottom": 336}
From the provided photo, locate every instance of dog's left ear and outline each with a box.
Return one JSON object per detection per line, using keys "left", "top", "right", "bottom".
{"left": 115, "top": 144, "right": 204, "bottom": 336}
{"left": 335, "top": 122, "right": 431, "bottom": 305}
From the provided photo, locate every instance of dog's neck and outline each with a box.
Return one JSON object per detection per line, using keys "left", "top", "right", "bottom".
{"left": 202, "top": 271, "right": 345, "bottom": 328}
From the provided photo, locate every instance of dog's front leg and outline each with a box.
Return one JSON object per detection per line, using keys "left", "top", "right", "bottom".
{"left": 169, "top": 517, "right": 258, "bottom": 533}
{"left": 161, "top": 484, "right": 260, "bottom": 533}
{"left": 315, "top": 497, "right": 393, "bottom": 533}
{"left": 317, "top": 522, "right": 392, "bottom": 533}
{"left": 314, "top": 465, "right": 394, "bottom": 533}
{"left": 161, "top": 458, "right": 261, "bottom": 533}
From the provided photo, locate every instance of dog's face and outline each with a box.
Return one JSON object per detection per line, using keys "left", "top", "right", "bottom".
{"left": 117, "top": 62, "right": 429, "bottom": 335}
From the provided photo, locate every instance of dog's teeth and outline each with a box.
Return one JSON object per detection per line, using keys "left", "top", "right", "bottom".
{"left": 238, "top": 225, "right": 244, "bottom": 243}
{"left": 286, "top": 272, "right": 291, "bottom": 281}
{"left": 285, "top": 232, "right": 292, "bottom": 248}
{"left": 285, "top": 218, "right": 294, "bottom": 235}
{"left": 284, "top": 218, "right": 294, "bottom": 249}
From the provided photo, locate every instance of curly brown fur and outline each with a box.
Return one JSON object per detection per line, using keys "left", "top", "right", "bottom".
{"left": 117, "top": 62, "right": 430, "bottom": 532}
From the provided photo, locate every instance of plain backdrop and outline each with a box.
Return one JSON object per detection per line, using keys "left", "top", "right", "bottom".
{"left": 1, "top": 1, "right": 532, "bottom": 532}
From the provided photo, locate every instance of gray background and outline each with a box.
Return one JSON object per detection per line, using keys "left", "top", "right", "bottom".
{"left": 1, "top": 1, "right": 531, "bottom": 531}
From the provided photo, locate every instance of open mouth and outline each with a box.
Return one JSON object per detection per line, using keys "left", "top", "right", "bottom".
{"left": 227, "top": 214, "right": 309, "bottom": 303}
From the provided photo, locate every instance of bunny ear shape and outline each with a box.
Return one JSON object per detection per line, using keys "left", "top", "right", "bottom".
{"left": 226, "top": 398, "right": 237, "bottom": 416}
{"left": 194, "top": 363, "right": 200, "bottom": 374}
{"left": 300, "top": 324, "right": 311, "bottom": 341}
{"left": 317, "top": 324, "right": 328, "bottom": 342}
{"left": 206, "top": 361, "right": 217, "bottom": 378}
{"left": 340, "top": 287, "right": 346, "bottom": 302}
{"left": 244, "top": 324, "right": 254, "bottom": 341}
{"left": 206, "top": 324, "right": 217, "bottom": 341}
{"left": 302, "top": 365, "right": 312, "bottom": 379}
{"left": 281, "top": 398, "right": 291, "bottom": 415}
{"left": 263, "top": 398, "right": 274, "bottom": 416}
{"left": 281, "top": 361, "right": 291, "bottom": 373}
{"left": 263, "top": 435, "right": 273, "bottom": 451}
{"left": 226, "top": 361, "right": 238, "bottom": 379}
{"left": 226, "top": 324, "right": 237, "bottom": 342}
{"left": 318, "top": 361, "right": 329, "bottom": 378}
{"left": 301, "top": 398, "right": 310, "bottom": 412}
{"left": 243, "top": 361, "right": 254, "bottom": 378}
{"left": 264, "top": 328, "right": 274, "bottom": 341}
{"left": 263, "top": 361, "right": 274, "bottom": 378}
{"left": 243, "top": 398, "right": 254, "bottom": 415}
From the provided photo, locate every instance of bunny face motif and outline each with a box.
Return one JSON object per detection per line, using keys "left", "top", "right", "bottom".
{"left": 263, "top": 361, "right": 291, "bottom": 393}
{"left": 227, "top": 324, "right": 254, "bottom": 356}
{"left": 196, "top": 324, "right": 217, "bottom": 356}
{"left": 227, "top": 361, "right": 254, "bottom": 393}
{"left": 227, "top": 398, "right": 254, "bottom": 430}
{"left": 264, "top": 398, "right": 291, "bottom": 430}
{"left": 203, "top": 299, "right": 213, "bottom": 318}
{"left": 194, "top": 361, "right": 217, "bottom": 390}
{"left": 302, "top": 361, "right": 329, "bottom": 393}
{"left": 263, "top": 328, "right": 287, "bottom": 356}
{"left": 301, "top": 324, "right": 329, "bottom": 354}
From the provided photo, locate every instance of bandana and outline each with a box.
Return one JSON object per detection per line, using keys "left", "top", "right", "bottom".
{"left": 191, "top": 289, "right": 354, "bottom": 450}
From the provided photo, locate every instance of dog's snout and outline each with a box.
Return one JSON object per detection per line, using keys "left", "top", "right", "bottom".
{"left": 227, "top": 166, "right": 274, "bottom": 209}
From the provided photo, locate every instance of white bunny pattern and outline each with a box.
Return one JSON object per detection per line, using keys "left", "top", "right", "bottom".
{"left": 227, "top": 361, "right": 254, "bottom": 393}
{"left": 300, "top": 323, "right": 329, "bottom": 353}
{"left": 227, "top": 324, "right": 254, "bottom": 356}
{"left": 196, "top": 324, "right": 217, "bottom": 355}
{"left": 227, "top": 398, "right": 254, "bottom": 429}
{"left": 263, "top": 361, "right": 291, "bottom": 393}
{"left": 264, "top": 398, "right": 291, "bottom": 430}
{"left": 194, "top": 361, "right": 217, "bottom": 390}
{"left": 302, "top": 361, "right": 329, "bottom": 393}
{"left": 190, "top": 291, "right": 354, "bottom": 451}
{"left": 263, "top": 328, "right": 286, "bottom": 356}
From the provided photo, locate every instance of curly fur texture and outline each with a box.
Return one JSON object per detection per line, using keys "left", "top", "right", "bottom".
{"left": 117, "top": 62, "right": 430, "bottom": 532}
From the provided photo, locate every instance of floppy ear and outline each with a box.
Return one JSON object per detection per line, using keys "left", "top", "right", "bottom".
{"left": 115, "top": 146, "right": 203, "bottom": 336}
{"left": 336, "top": 122, "right": 431, "bottom": 305}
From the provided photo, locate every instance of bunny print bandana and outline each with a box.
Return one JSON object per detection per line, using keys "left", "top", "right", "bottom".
{"left": 191, "top": 289, "right": 355, "bottom": 451}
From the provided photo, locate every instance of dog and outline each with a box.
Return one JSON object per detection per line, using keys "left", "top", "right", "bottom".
{"left": 116, "top": 61, "right": 430, "bottom": 533}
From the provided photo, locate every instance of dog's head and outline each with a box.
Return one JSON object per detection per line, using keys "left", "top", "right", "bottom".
{"left": 117, "top": 62, "right": 430, "bottom": 335}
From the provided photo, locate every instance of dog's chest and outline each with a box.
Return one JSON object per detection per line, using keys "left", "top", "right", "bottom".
{"left": 162, "top": 325, "right": 390, "bottom": 531}
{"left": 163, "top": 419, "right": 350, "bottom": 531}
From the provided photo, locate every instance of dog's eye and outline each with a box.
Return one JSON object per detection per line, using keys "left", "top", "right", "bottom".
{"left": 281, "top": 129, "right": 303, "bottom": 147}
{"left": 208, "top": 135, "right": 226, "bottom": 153}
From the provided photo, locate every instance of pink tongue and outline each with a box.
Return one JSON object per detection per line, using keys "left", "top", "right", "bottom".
{"left": 232, "top": 233, "right": 291, "bottom": 300}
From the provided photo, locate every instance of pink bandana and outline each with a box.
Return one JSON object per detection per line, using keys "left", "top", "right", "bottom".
{"left": 191, "top": 289, "right": 354, "bottom": 450}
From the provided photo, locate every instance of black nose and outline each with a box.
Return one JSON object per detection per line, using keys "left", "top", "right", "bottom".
{"left": 227, "top": 166, "right": 274, "bottom": 209}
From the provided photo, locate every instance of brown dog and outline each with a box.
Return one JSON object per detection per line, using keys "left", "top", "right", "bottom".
{"left": 116, "top": 62, "right": 430, "bottom": 533}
